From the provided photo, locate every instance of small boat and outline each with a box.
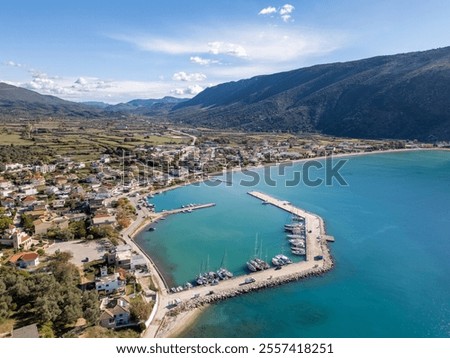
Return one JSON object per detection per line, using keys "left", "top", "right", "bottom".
{"left": 291, "top": 248, "right": 306, "bottom": 256}
{"left": 272, "top": 254, "right": 292, "bottom": 266}
{"left": 291, "top": 241, "right": 306, "bottom": 249}
{"left": 287, "top": 234, "right": 305, "bottom": 239}
{"left": 254, "top": 258, "right": 270, "bottom": 270}
{"left": 292, "top": 215, "right": 305, "bottom": 222}
{"left": 246, "top": 261, "right": 258, "bottom": 272}
{"left": 148, "top": 227, "right": 156, "bottom": 231}
{"left": 272, "top": 256, "right": 284, "bottom": 266}
{"left": 217, "top": 267, "right": 233, "bottom": 279}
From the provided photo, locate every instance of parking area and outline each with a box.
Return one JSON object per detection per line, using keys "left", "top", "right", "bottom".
{"left": 46, "top": 239, "right": 112, "bottom": 267}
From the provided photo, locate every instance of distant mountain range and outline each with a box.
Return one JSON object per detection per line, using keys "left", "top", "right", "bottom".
{"left": 170, "top": 47, "right": 450, "bottom": 141}
{"left": 1, "top": 46, "right": 450, "bottom": 140}
{"left": 104, "top": 97, "right": 188, "bottom": 115}
{"left": 0, "top": 82, "right": 103, "bottom": 118}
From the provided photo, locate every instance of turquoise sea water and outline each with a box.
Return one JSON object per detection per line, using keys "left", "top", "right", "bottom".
{"left": 136, "top": 150, "right": 450, "bottom": 337}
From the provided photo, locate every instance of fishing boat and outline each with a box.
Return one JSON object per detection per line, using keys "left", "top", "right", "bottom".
{"left": 291, "top": 248, "right": 306, "bottom": 256}
{"left": 271, "top": 254, "right": 292, "bottom": 266}
{"left": 254, "top": 258, "right": 270, "bottom": 270}
{"left": 287, "top": 234, "right": 305, "bottom": 239}
{"left": 217, "top": 267, "right": 233, "bottom": 279}
{"left": 246, "top": 261, "right": 258, "bottom": 272}
{"left": 289, "top": 239, "right": 306, "bottom": 247}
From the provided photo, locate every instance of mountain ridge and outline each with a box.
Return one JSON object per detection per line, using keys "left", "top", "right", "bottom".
{"left": 1, "top": 46, "right": 450, "bottom": 140}
{"left": 170, "top": 46, "right": 450, "bottom": 140}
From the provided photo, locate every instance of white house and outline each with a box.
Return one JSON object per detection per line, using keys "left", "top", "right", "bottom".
{"left": 92, "top": 214, "right": 117, "bottom": 227}
{"left": 95, "top": 267, "right": 125, "bottom": 294}
{"left": 0, "top": 227, "right": 32, "bottom": 249}
{"left": 99, "top": 296, "right": 131, "bottom": 328}
{"left": 4, "top": 163, "right": 23, "bottom": 171}
{"left": 9, "top": 252, "right": 40, "bottom": 268}
{"left": 34, "top": 164, "right": 56, "bottom": 173}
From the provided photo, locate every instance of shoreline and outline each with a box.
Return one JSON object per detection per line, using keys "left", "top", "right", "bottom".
{"left": 152, "top": 148, "right": 446, "bottom": 193}
{"left": 132, "top": 147, "right": 447, "bottom": 338}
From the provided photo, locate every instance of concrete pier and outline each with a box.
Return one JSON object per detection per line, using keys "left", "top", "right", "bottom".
{"left": 247, "top": 191, "right": 334, "bottom": 261}
{"left": 161, "top": 202, "right": 216, "bottom": 216}
{"left": 150, "top": 191, "right": 335, "bottom": 337}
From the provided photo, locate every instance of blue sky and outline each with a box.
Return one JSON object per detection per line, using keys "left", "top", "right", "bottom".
{"left": 1, "top": 0, "right": 449, "bottom": 103}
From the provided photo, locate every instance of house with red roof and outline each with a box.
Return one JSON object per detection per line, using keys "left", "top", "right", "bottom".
{"left": 9, "top": 252, "right": 40, "bottom": 268}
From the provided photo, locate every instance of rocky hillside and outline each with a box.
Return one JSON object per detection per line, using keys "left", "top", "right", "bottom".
{"left": 171, "top": 47, "right": 450, "bottom": 140}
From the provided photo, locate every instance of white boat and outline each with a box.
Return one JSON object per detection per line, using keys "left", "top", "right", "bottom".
{"left": 217, "top": 267, "right": 233, "bottom": 279}
{"left": 271, "top": 254, "right": 291, "bottom": 266}
{"left": 291, "top": 248, "right": 306, "bottom": 256}
{"left": 287, "top": 234, "right": 305, "bottom": 239}
{"left": 254, "top": 258, "right": 270, "bottom": 270}
{"left": 246, "top": 261, "right": 258, "bottom": 272}
{"left": 289, "top": 239, "right": 306, "bottom": 247}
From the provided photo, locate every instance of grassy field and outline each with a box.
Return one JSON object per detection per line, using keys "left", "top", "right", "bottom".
{"left": 0, "top": 132, "right": 34, "bottom": 145}
{"left": 0, "top": 119, "right": 189, "bottom": 163}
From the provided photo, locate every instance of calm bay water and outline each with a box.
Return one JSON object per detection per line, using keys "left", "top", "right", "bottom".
{"left": 136, "top": 150, "right": 450, "bottom": 337}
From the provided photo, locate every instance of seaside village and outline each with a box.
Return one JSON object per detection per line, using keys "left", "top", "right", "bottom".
{"left": 0, "top": 130, "right": 439, "bottom": 337}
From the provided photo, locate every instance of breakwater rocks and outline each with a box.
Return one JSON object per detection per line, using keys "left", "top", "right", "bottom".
{"left": 171, "top": 260, "right": 334, "bottom": 315}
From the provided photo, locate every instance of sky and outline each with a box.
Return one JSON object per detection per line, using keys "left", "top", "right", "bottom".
{"left": 0, "top": 0, "right": 449, "bottom": 103}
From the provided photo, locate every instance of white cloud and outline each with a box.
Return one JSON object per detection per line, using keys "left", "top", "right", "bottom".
{"left": 3, "top": 60, "right": 23, "bottom": 68}
{"left": 208, "top": 41, "right": 248, "bottom": 58}
{"left": 23, "top": 71, "right": 74, "bottom": 95}
{"left": 190, "top": 56, "right": 219, "bottom": 66}
{"left": 113, "top": 35, "right": 248, "bottom": 59}
{"left": 8, "top": 69, "right": 190, "bottom": 103}
{"left": 111, "top": 34, "right": 206, "bottom": 54}
{"left": 280, "top": 4, "right": 295, "bottom": 22}
{"left": 75, "top": 77, "right": 88, "bottom": 85}
{"left": 258, "top": 6, "right": 277, "bottom": 15}
{"left": 172, "top": 71, "right": 207, "bottom": 82}
{"left": 72, "top": 77, "right": 112, "bottom": 92}
{"left": 280, "top": 4, "right": 295, "bottom": 16}
{"left": 258, "top": 3, "right": 295, "bottom": 22}
{"left": 171, "top": 84, "right": 204, "bottom": 96}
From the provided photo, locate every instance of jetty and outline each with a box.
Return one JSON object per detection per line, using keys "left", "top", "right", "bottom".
{"left": 161, "top": 202, "right": 216, "bottom": 216}
{"left": 146, "top": 191, "right": 335, "bottom": 337}
{"left": 247, "top": 191, "right": 334, "bottom": 261}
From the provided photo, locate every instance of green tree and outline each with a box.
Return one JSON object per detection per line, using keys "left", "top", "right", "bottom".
{"left": 34, "top": 296, "right": 62, "bottom": 324}
{"left": 130, "top": 297, "right": 152, "bottom": 322}
{"left": 82, "top": 291, "right": 100, "bottom": 325}
{"left": 58, "top": 287, "right": 83, "bottom": 327}
{"left": 69, "top": 220, "right": 87, "bottom": 239}
{"left": 0, "top": 216, "right": 13, "bottom": 232}
{"left": 21, "top": 214, "right": 35, "bottom": 234}
{"left": 39, "top": 322, "right": 55, "bottom": 338}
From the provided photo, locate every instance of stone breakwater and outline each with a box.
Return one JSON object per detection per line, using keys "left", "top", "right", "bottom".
{"left": 152, "top": 191, "right": 335, "bottom": 337}
{"left": 173, "top": 246, "right": 334, "bottom": 314}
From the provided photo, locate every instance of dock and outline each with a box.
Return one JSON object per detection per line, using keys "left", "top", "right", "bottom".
{"left": 149, "top": 191, "right": 335, "bottom": 337}
{"left": 247, "top": 191, "right": 334, "bottom": 261}
{"left": 161, "top": 202, "right": 216, "bottom": 216}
